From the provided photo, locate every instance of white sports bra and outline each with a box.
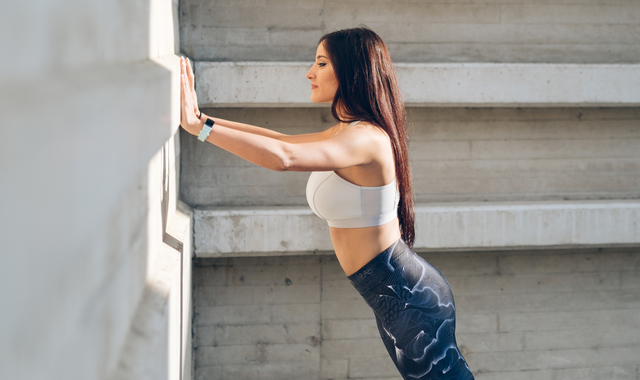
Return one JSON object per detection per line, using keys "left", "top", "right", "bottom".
{"left": 305, "top": 121, "right": 400, "bottom": 228}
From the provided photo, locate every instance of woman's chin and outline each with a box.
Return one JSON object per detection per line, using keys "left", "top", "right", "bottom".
{"left": 310, "top": 96, "right": 332, "bottom": 104}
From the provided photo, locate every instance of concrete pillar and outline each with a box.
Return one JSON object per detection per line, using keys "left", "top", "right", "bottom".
{"left": 0, "top": 0, "right": 191, "bottom": 379}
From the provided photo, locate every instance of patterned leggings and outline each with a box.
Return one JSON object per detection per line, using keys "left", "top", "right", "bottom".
{"left": 348, "top": 239, "right": 475, "bottom": 380}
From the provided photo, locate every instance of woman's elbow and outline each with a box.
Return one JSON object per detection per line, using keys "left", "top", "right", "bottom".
{"left": 268, "top": 146, "right": 299, "bottom": 172}
{"left": 270, "top": 161, "right": 288, "bottom": 172}
{"left": 269, "top": 152, "right": 293, "bottom": 172}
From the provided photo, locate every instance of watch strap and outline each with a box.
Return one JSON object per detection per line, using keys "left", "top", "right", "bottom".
{"left": 197, "top": 118, "right": 215, "bottom": 142}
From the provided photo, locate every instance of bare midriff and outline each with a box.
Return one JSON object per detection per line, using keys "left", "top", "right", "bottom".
{"left": 329, "top": 217, "right": 402, "bottom": 276}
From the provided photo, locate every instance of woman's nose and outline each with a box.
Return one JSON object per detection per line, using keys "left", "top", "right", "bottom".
{"left": 306, "top": 67, "right": 314, "bottom": 79}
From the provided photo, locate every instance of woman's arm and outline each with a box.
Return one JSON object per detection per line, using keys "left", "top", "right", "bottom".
{"left": 181, "top": 56, "right": 333, "bottom": 143}
{"left": 200, "top": 121, "right": 379, "bottom": 172}
{"left": 180, "top": 57, "right": 380, "bottom": 172}
{"left": 200, "top": 112, "right": 336, "bottom": 144}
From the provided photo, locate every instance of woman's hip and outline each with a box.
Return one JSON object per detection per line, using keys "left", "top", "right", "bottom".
{"left": 347, "top": 239, "right": 453, "bottom": 301}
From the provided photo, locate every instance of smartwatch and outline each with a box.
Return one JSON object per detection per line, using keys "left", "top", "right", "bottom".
{"left": 197, "top": 118, "right": 215, "bottom": 142}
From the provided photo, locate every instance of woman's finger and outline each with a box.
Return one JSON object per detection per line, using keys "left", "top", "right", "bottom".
{"left": 180, "top": 73, "right": 186, "bottom": 125}
{"left": 183, "top": 59, "right": 200, "bottom": 114}
{"left": 179, "top": 59, "right": 202, "bottom": 130}
{"left": 181, "top": 72, "right": 200, "bottom": 125}
{"left": 180, "top": 74, "right": 187, "bottom": 110}
{"left": 183, "top": 74, "right": 196, "bottom": 108}
{"left": 180, "top": 59, "right": 191, "bottom": 93}
{"left": 181, "top": 73, "right": 192, "bottom": 110}
{"left": 181, "top": 58, "right": 191, "bottom": 91}
{"left": 180, "top": 72, "right": 184, "bottom": 103}
{"left": 186, "top": 58, "right": 195, "bottom": 90}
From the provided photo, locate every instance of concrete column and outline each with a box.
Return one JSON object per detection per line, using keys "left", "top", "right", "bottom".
{"left": 0, "top": 0, "right": 191, "bottom": 379}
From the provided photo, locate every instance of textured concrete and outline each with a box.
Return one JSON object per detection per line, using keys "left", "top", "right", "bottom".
{"left": 193, "top": 255, "right": 322, "bottom": 380}
{"left": 192, "top": 247, "right": 640, "bottom": 380}
{"left": 181, "top": 107, "right": 640, "bottom": 207}
{"left": 179, "top": 1, "right": 640, "bottom": 378}
{"left": 180, "top": 0, "right": 640, "bottom": 63}
{"left": 108, "top": 202, "right": 193, "bottom": 380}
{"left": 0, "top": 0, "right": 191, "bottom": 379}
{"left": 195, "top": 62, "right": 640, "bottom": 107}
{"left": 193, "top": 200, "right": 640, "bottom": 257}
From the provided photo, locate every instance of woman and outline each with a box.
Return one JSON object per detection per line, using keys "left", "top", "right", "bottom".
{"left": 180, "top": 26, "right": 474, "bottom": 380}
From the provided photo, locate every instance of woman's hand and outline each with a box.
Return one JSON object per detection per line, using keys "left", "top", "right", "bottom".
{"left": 180, "top": 57, "right": 202, "bottom": 135}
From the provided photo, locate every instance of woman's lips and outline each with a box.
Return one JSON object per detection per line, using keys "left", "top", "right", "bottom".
{"left": 311, "top": 84, "right": 318, "bottom": 90}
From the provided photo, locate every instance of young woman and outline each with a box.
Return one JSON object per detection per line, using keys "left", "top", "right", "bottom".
{"left": 180, "top": 26, "right": 475, "bottom": 380}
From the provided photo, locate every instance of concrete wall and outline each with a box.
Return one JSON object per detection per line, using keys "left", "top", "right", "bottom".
{"left": 0, "top": 1, "right": 192, "bottom": 379}
{"left": 180, "top": 0, "right": 640, "bottom": 63}
{"left": 192, "top": 247, "right": 640, "bottom": 380}
{"left": 182, "top": 107, "right": 640, "bottom": 207}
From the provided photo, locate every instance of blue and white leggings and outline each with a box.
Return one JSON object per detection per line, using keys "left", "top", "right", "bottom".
{"left": 348, "top": 239, "right": 475, "bottom": 380}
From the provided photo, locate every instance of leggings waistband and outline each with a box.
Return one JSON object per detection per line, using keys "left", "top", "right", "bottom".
{"left": 347, "top": 239, "right": 409, "bottom": 294}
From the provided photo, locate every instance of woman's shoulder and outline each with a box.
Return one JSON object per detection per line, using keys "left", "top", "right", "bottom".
{"left": 349, "top": 120, "right": 391, "bottom": 142}
{"left": 329, "top": 120, "right": 390, "bottom": 149}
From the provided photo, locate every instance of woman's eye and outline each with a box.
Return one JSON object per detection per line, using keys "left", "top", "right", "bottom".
{"left": 318, "top": 63, "right": 326, "bottom": 67}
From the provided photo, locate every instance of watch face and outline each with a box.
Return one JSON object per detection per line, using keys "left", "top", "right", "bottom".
{"left": 205, "top": 118, "right": 214, "bottom": 127}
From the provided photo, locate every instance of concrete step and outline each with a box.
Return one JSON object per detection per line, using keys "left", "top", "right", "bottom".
{"left": 193, "top": 200, "right": 640, "bottom": 257}
{"left": 194, "top": 62, "right": 640, "bottom": 108}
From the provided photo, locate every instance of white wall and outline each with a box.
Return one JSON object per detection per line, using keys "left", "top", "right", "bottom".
{"left": 0, "top": 0, "right": 191, "bottom": 379}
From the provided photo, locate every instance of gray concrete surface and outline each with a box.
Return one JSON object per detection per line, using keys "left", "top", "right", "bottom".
{"left": 192, "top": 200, "right": 640, "bottom": 256}
{"left": 178, "top": 1, "right": 640, "bottom": 378}
{"left": 181, "top": 107, "right": 640, "bottom": 207}
{"left": 195, "top": 62, "right": 640, "bottom": 107}
{"left": 180, "top": 0, "right": 640, "bottom": 63}
{"left": 192, "top": 247, "right": 640, "bottom": 380}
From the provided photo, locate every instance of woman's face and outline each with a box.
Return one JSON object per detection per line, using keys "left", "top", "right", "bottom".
{"left": 306, "top": 42, "right": 339, "bottom": 103}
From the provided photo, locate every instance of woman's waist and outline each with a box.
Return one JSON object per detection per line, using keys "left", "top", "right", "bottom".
{"left": 329, "top": 218, "right": 401, "bottom": 276}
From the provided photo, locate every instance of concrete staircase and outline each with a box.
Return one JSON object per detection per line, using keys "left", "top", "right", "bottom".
{"left": 192, "top": 62, "right": 640, "bottom": 258}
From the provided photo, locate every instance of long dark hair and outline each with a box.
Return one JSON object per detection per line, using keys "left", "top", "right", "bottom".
{"left": 319, "top": 26, "right": 415, "bottom": 247}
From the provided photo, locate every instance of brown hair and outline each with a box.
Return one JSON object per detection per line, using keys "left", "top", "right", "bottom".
{"left": 319, "top": 26, "right": 415, "bottom": 247}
